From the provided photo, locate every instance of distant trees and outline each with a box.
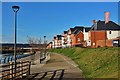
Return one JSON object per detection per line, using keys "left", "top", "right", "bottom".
{"left": 27, "top": 36, "right": 36, "bottom": 47}
{"left": 27, "top": 36, "right": 43, "bottom": 51}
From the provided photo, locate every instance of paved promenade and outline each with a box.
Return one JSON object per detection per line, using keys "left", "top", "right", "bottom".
{"left": 29, "top": 52, "right": 84, "bottom": 80}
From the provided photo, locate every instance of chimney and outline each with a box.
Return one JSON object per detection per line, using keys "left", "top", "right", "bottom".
{"left": 83, "top": 28, "right": 85, "bottom": 33}
{"left": 105, "top": 12, "right": 110, "bottom": 24}
{"left": 92, "top": 20, "right": 96, "bottom": 24}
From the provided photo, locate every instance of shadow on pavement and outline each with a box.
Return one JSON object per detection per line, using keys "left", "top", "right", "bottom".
{"left": 29, "top": 69, "right": 64, "bottom": 80}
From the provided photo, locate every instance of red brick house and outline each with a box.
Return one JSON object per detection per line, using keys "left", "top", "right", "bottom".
{"left": 89, "top": 20, "right": 120, "bottom": 48}
{"left": 67, "top": 26, "right": 90, "bottom": 47}
{"left": 48, "top": 12, "right": 120, "bottom": 48}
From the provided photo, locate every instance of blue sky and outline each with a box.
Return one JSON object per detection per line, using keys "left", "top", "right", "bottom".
{"left": 2, "top": 2, "right": 118, "bottom": 43}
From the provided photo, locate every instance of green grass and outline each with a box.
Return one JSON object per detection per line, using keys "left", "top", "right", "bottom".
{"left": 48, "top": 47, "right": 119, "bottom": 79}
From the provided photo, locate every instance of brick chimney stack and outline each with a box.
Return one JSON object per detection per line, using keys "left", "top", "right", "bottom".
{"left": 105, "top": 12, "right": 110, "bottom": 24}
{"left": 92, "top": 20, "right": 96, "bottom": 24}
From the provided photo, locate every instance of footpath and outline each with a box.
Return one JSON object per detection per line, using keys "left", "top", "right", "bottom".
{"left": 29, "top": 52, "right": 84, "bottom": 80}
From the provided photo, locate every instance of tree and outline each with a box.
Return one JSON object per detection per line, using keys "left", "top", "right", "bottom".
{"left": 27, "top": 36, "right": 37, "bottom": 65}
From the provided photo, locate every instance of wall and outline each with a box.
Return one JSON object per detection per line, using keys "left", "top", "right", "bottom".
{"left": 90, "top": 30, "right": 107, "bottom": 48}
{"left": 107, "top": 30, "right": 120, "bottom": 39}
{"left": 67, "top": 34, "right": 71, "bottom": 47}
{"left": 84, "top": 32, "right": 89, "bottom": 41}
{"left": 96, "top": 39, "right": 113, "bottom": 47}
{"left": 61, "top": 37, "right": 66, "bottom": 48}
{"left": 83, "top": 31, "right": 89, "bottom": 47}
{"left": 52, "top": 41, "right": 55, "bottom": 48}
{"left": 47, "top": 44, "right": 52, "bottom": 49}
{"left": 75, "top": 31, "right": 84, "bottom": 45}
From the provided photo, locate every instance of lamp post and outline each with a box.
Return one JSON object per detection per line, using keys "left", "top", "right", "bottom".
{"left": 44, "top": 36, "right": 46, "bottom": 59}
{"left": 44, "top": 36, "right": 46, "bottom": 44}
{"left": 12, "top": 5, "right": 20, "bottom": 76}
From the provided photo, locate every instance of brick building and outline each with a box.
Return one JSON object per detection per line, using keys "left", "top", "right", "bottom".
{"left": 89, "top": 20, "right": 120, "bottom": 48}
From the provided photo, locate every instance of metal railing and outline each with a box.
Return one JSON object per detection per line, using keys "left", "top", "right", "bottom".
{"left": 0, "top": 54, "right": 32, "bottom": 64}
{"left": 0, "top": 61, "right": 31, "bottom": 79}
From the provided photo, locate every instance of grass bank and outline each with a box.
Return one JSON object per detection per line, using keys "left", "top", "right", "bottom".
{"left": 48, "top": 47, "right": 119, "bottom": 79}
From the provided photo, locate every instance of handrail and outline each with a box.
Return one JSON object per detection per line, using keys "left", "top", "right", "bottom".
{"left": 0, "top": 61, "right": 31, "bottom": 79}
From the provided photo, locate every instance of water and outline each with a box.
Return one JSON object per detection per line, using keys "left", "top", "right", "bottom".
{"left": 0, "top": 52, "right": 31, "bottom": 64}
{"left": 0, "top": 53, "right": 13, "bottom": 59}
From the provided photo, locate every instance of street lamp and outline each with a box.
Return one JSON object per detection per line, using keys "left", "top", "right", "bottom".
{"left": 44, "top": 36, "right": 46, "bottom": 59}
{"left": 12, "top": 5, "right": 20, "bottom": 76}
{"left": 44, "top": 36, "right": 46, "bottom": 44}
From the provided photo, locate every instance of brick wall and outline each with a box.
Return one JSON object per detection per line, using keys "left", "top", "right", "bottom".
{"left": 70, "top": 34, "right": 76, "bottom": 46}
{"left": 90, "top": 31, "right": 107, "bottom": 48}
{"left": 96, "top": 39, "right": 113, "bottom": 47}
{"left": 76, "top": 31, "right": 84, "bottom": 45}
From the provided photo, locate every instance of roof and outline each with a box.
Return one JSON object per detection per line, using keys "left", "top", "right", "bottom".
{"left": 69, "top": 28, "right": 75, "bottom": 33}
{"left": 84, "top": 27, "right": 91, "bottom": 32}
{"left": 56, "top": 35, "right": 63, "bottom": 40}
{"left": 72, "top": 26, "right": 84, "bottom": 35}
{"left": 54, "top": 36, "right": 56, "bottom": 39}
{"left": 91, "top": 20, "right": 120, "bottom": 30}
{"left": 68, "top": 26, "right": 90, "bottom": 35}
{"left": 63, "top": 31, "right": 68, "bottom": 34}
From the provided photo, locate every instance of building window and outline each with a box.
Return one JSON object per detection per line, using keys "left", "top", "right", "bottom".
{"left": 109, "top": 31, "right": 111, "bottom": 34}
{"left": 78, "top": 38, "right": 80, "bottom": 41}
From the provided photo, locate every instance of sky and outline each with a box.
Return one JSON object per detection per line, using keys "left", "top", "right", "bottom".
{"left": 1, "top": 0, "right": 120, "bottom": 2}
{"left": 2, "top": 2, "right": 119, "bottom": 43}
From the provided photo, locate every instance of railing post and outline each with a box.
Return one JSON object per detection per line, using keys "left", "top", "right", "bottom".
{"left": 20, "top": 61, "right": 23, "bottom": 78}
{"left": 25, "top": 61, "right": 29, "bottom": 79}
{"left": 4, "top": 57, "right": 6, "bottom": 63}
{"left": 12, "top": 62, "right": 15, "bottom": 79}
{"left": 25, "top": 62, "right": 28, "bottom": 79}
{"left": 0, "top": 67, "right": 2, "bottom": 80}
{"left": 28, "top": 62, "right": 31, "bottom": 75}
{"left": 10, "top": 62, "right": 13, "bottom": 80}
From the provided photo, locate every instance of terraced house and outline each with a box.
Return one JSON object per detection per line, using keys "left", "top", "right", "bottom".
{"left": 47, "top": 26, "right": 91, "bottom": 48}
{"left": 50, "top": 35, "right": 63, "bottom": 48}
{"left": 67, "top": 26, "right": 91, "bottom": 47}
{"left": 47, "top": 12, "right": 120, "bottom": 49}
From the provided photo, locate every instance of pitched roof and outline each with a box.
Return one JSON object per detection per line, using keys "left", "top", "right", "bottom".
{"left": 54, "top": 36, "right": 56, "bottom": 39}
{"left": 72, "top": 26, "right": 84, "bottom": 35}
{"left": 56, "top": 35, "right": 63, "bottom": 40}
{"left": 63, "top": 31, "right": 68, "bottom": 34}
{"left": 84, "top": 27, "right": 91, "bottom": 32}
{"left": 69, "top": 28, "right": 75, "bottom": 33}
{"left": 91, "top": 20, "right": 120, "bottom": 30}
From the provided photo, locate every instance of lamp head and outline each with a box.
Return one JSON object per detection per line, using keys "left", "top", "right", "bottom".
{"left": 44, "top": 36, "right": 46, "bottom": 38}
{"left": 12, "top": 6, "right": 20, "bottom": 12}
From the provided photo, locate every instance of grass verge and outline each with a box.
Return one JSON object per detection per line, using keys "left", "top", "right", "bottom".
{"left": 48, "top": 47, "right": 119, "bottom": 79}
